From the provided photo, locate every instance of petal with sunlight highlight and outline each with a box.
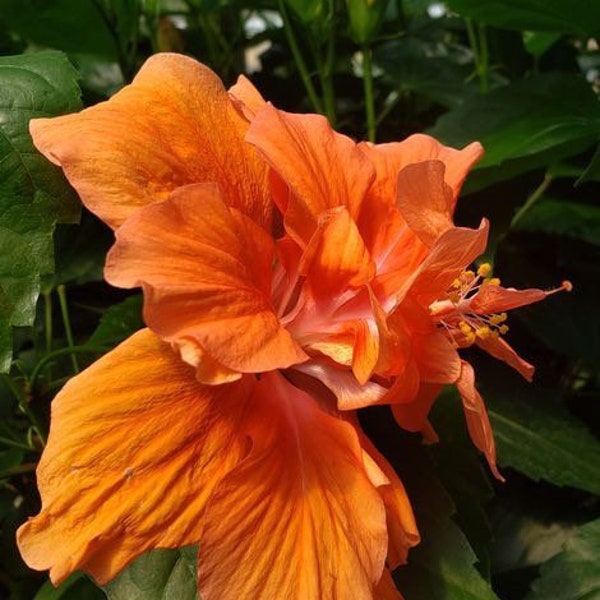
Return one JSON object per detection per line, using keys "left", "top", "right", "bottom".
{"left": 198, "top": 372, "right": 388, "bottom": 600}
{"left": 106, "top": 184, "right": 307, "bottom": 378}
{"left": 396, "top": 161, "right": 454, "bottom": 248}
{"left": 358, "top": 134, "right": 483, "bottom": 209}
{"left": 30, "top": 53, "right": 270, "bottom": 229}
{"left": 247, "top": 104, "right": 375, "bottom": 245}
{"left": 17, "top": 329, "right": 250, "bottom": 585}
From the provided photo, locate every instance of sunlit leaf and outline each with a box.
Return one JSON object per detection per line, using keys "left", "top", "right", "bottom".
{"left": 525, "top": 519, "right": 600, "bottom": 600}
{"left": 104, "top": 547, "right": 199, "bottom": 600}
{"left": 476, "top": 360, "right": 600, "bottom": 495}
{"left": 430, "top": 74, "right": 600, "bottom": 191}
{"left": 512, "top": 197, "right": 600, "bottom": 246}
{"left": 446, "top": 0, "right": 600, "bottom": 38}
{"left": 0, "top": 51, "right": 81, "bottom": 371}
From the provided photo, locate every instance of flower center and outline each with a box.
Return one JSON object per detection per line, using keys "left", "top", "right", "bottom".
{"left": 428, "top": 263, "right": 509, "bottom": 347}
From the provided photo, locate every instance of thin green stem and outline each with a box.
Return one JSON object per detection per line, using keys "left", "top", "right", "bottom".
{"left": 57, "top": 285, "right": 80, "bottom": 374}
{"left": 320, "top": 0, "right": 337, "bottom": 124}
{"left": 466, "top": 19, "right": 490, "bottom": 93}
{"left": 362, "top": 45, "right": 376, "bottom": 142}
{"left": 511, "top": 173, "right": 553, "bottom": 227}
{"left": 43, "top": 291, "right": 52, "bottom": 354}
{"left": 1, "top": 374, "right": 46, "bottom": 446}
{"left": 0, "top": 436, "right": 33, "bottom": 452}
{"left": 29, "top": 346, "right": 109, "bottom": 390}
{"left": 478, "top": 22, "right": 490, "bottom": 93}
{"left": 278, "top": 0, "right": 324, "bottom": 114}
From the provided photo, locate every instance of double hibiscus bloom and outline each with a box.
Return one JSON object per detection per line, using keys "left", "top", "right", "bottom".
{"left": 17, "top": 54, "right": 566, "bottom": 599}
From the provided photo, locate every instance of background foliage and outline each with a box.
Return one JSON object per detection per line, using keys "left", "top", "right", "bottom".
{"left": 0, "top": 0, "right": 598, "bottom": 598}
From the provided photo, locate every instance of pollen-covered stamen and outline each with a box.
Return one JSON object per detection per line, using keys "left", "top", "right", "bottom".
{"left": 429, "top": 263, "right": 511, "bottom": 347}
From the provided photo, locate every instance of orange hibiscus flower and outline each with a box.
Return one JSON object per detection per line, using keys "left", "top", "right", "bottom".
{"left": 16, "top": 53, "right": 568, "bottom": 600}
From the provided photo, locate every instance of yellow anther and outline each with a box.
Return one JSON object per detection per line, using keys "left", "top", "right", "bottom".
{"left": 475, "top": 326, "right": 491, "bottom": 339}
{"left": 459, "top": 321, "right": 472, "bottom": 334}
{"left": 465, "top": 332, "right": 476, "bottom": 344}
{"left": 499, "top": 324, "right": 509, "bottom": 335}
{"left": 489, "top": 312, "right": 508, "bottom": 325}
{"left": 488, "top": 277, "right": 501, "bottom": 286}
{"left": 461, "top": 270, "right": 475, "bottom": 282}
{"left": 451, "top": 278, "right": 462, "bottom": 289}
{"left": 477, "top": 263, "right": 492, "bottom": 277}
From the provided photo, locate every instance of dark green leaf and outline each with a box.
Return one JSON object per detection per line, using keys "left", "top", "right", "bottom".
{"left": 429, "top": 74, "right": 600, "bottom": 191}
{"left": 34, "top": 573, "right": 106, "bottom": 600}
{"left": 525, "top": 519, "right": 600, "bottom": 600}
{"left": 445, "top": 0, "right": 600, "bottom": 38}
{"left": 104, "top": 547, "right": 198, "bottom": 600}
{"left": 0, "top": 51, "right": 81, "bottom": 372}
{"left": 87, "top": 295, "right": 143, "bottom": 348}
{"left": 429, "top": 389, "right": 495, "bottom": 578}
{"left": 477, "top": 364, "right": 600, "bottom": 495}
{"left": 390, "top": 434, "right": 499, "bottom": 599}
{"left": 512, "top": 197, "right": 600, "bottom": 246}
{"left": 0, "top": 0, "right": 119, "bottom": 58}
{"left": 376, "top": 37, "right": 479, "bottom": 108}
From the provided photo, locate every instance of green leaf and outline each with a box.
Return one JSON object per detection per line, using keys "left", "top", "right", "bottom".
{"left": 0, "top": 0, "right": 119, "bottom": 58}
{"left": 429, "top": 389, "right": 495, "bottom": 578}
{"left": 429, "top": 74, "right": 600, "bottom": 192}
{"left": 34, "top": 572, "right": 106, "bottom": 600}
{"left": 512, "top": 197, "right": 600, "bottom": 246}
{"left": 87, "top": 295, "right": 143, "bottom": 349}
{"left": 0, "top": 51, "right": 81, "bottom": 372}
{"left": 389, "top": 433, "right": 499, "bottom": 599}
{"left": 445, "top": 0, "right": 600, "bottom": 38}
{"left": 525, "top": 519, "right": 600, "bottom": 600}
{"left": 376, "top": 37, "right": 479, "bottom": 108}
{"left": 104, "top": 547, "right": 199, "bottom": 600}
{"left": 477, "top": 362, "right": 600, "bottom": 495}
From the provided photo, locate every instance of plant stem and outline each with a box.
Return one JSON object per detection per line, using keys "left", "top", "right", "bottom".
{"left": 57, "top": 285, "right": 79, "bottom": 374}
{"left": 278, "top": 0, "right": 324, "bottom": 114}
{"left": 362, "top": 45, "right": 376, "bottom": 142}
{"left": 465, "top": 19, "right": 490, "bottom": 93}
{"left": 0, "top": 436, "right": 33, "bottom": 452}
{"left": 2, "top": 374, "right": 46, "bottom": 446}
{"left": 511, "top": 173, "right": 553, "bottom": 227}
{"left": 29, "top": 346, "right": 109, "bottom": 390}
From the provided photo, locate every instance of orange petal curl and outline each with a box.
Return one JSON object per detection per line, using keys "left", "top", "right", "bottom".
{"left": 105, "top": 183, "right": 307, "bottom": 379}
{"left": 30, "top": 53, "right": 271, "bottom": 230}
{"left": 197, "top": 371, "right": 388, "bottom": 600}
{"left": 247, "top": 104, "right": 375, "bottom": 246}
{"left": 17, "top": 329, "right": 251, "bottom": 585}
{"left": 455, "top": 361, "right": 504, "bottom": 480}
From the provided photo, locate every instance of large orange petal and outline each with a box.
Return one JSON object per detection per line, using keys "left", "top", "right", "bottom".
{"left": 247, "top": 104, "right": 375, "bottom": 245}
{"left": 30, "top": 53, "right": 271, "bottom": 229}
{"left": 17, "top": 329, "right": 251, "bottom": 585}
{"left": 198, "top": 371, "right": 388, "bottom": 600}
{"left": 455, "top": 361, "right": 504, "bottom": 480}
{"left": 105, "top": 184, "right": 307, "bottom": 377}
